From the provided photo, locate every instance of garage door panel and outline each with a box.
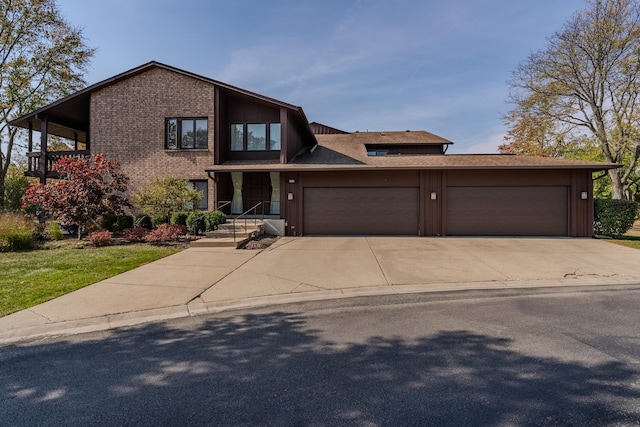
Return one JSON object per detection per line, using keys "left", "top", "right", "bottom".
{"left": 304, "top": 187, "right": 418, "bottom": 235}
{"left": 446, "top": 186, "right": 568, "bottom": 236}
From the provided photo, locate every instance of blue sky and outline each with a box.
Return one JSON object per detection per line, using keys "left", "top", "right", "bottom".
{"left": 57, "top": 0, "right": 587, "bottom": 153}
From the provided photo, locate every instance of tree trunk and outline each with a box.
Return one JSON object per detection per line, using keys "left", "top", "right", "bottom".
{"left": 0, "top": 175, "right": 5, "bottom": 212}
{"left": 609, "top": 169, "right": 625, "bottom": 199}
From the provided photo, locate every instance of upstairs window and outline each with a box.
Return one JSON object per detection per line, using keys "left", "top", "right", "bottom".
{"left": 230, "top": 122, "right": 281, "bottom": 151}
{"left": 166, "top": 118, "right": 208, "bottom": 149}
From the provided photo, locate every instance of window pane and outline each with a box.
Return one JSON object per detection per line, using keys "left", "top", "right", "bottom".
{"left": 195, "top": 119, "right": 208, "bottom": 149}
{"left": 180, "top": 119, "right": 194, "bottom": 149}
{"left": 270, "top": 123, "right": 281, "bottom": 150}
{"left": 191, "top": 181, "right": 208, "bottom": 210}
{"left": 166, "top": 119, "right": 177, "bottom": 149}
{"left": 230, "top": 124, "right": 244, "bottom": 151}
{"left": 247, "top": 123, "right": 266, "bottom": 151}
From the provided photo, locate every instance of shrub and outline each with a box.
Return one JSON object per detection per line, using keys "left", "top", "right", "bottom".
{"left": 102, "top": 214, "right": 134, "bottom": 232}
{"left": 121, "top": 227, "right": 149, "bottom": 242}
{"left": 45, "top": 221, "right": 64, "bottom": 241}
{"left": 134, "top": 213, "right": 152, "bottom": 230}
{"left": 0, "top": 214, "right": 36, "bottom": 251}
{"left": 88, "top": 230, "right": 112, "bottom": 247}
{"left": 116, "top": 214, "right": 134, "bottom": 231}
{"left": 143, "top": 223, "right": 188, "bottom": 244}
{"left": 186, "top": 211, "right": 206, "bottom": 235}
{"left": 170, "top": 211, "right": 189, "bottom": 226}
{"left": 205, "top": 210, "right": 226, "bottom": 231}
{"left": 101, "top": 214, "right": 118, "bottom": 232}
{"left": 152, "top": 213, "right": 169, "bottom": 229}
{"left": 594, "top": 199, "right": 639, "bottom": 237}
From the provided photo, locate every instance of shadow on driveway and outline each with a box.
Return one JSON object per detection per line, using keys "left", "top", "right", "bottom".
{"left": 1, "top": 310, "right": 639, "bottom": 426}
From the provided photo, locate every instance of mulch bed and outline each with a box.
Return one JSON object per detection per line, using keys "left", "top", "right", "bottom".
{"left": 238, "top": 235, "right": 279, "bottom": 250}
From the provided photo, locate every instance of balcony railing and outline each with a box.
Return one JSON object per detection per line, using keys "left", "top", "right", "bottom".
{"left": 26, "top": 150, "right": 90, "bottom": 179}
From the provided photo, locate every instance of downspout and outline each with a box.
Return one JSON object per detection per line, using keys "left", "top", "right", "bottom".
{"left": 207, "top": 171, "right": 217, "bottom": 211}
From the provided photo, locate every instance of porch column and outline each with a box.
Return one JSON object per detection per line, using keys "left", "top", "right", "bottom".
{"left": 39, "top": 115, "right": 48, "bottom": 184}
{"left": 231, "top": 172, "right": 243, "bottom": 214}
{"left": 270, "top": 172, "right": 280, "bottom": 214}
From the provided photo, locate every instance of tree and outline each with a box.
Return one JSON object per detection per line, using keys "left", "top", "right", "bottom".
{"left": 0, "top": 0, "right": 95, "bottom": 211}
{"left": 22, "top": 154, "right": 130, "bottom": 239}
{"left": 133, "top": 176, "right": 202, "bottom": 218}
{"left": 3, "top": 163, "right": 28, "bottom": 210}
{"left": 503, "top": 0, "right": 640, "bottom": 199}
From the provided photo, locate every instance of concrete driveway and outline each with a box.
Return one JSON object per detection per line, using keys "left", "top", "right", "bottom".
{"left": 2, "top": 236, "right": 640, "bottom": 343}
{"left": 195, "top": 237, "right": 640, "bottom": 304}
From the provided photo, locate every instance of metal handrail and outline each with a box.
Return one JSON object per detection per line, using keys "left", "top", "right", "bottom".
{"left": 215, "top": 200, "right": 231, "bottom": 211}
{"left": 232, "top": 201, "right": 263, "bottom": 241}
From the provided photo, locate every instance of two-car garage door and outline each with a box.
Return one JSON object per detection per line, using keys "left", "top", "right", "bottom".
{"left": 304, "top": 187, "right": 419, "bottom": 235}
{"left": 302, "top": 185, "right": 569, "bottom": 236}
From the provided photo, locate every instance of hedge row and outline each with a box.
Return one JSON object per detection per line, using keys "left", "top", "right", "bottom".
{"left": 594, "top": 199, "right": 639, "bottom": 237}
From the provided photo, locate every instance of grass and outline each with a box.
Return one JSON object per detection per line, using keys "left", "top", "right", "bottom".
{"left": 608, "top": 228, "right": 640, "bottom": 250}
{"left": 0, "top": 241, "right": 181, "bottom": 317}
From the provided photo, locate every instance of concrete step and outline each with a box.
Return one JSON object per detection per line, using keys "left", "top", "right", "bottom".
{"left": 205, "top": 230, "right": 254, "bottom": 239}
{"left": 216, "top": 221, "right": 264, "bottom": 231}
{"left": 190, "top": 238, "right": 244, "bottom": 248}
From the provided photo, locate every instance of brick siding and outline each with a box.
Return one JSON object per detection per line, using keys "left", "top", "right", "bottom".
{"left": 90, "top": 67, "right": 215, "bottom": 211}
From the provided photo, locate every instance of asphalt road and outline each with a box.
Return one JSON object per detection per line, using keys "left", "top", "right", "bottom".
{"left": 2, "top": 285, "right": 640, "bottom": 426}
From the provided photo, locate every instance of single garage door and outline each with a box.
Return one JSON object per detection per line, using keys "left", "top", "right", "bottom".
{"left": 446, "top": 186, "right": 568, "bottom": 236}
{"left": 304, "top": 187, "right": 419, "bottom": 235}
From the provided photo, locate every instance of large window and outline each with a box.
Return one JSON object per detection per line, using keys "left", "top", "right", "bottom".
{"left": 189, "top": 180, "right": 208, "bottom": 210}
{"left": 230, "top": 122, "right": 281, "bottom": 151}
{"left": 166, "top": 118, "right": 208, "bottom": 149}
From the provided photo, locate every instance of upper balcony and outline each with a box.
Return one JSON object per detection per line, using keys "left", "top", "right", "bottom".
{"left": 25, "top": 150, "right": 91, "bottom": 180}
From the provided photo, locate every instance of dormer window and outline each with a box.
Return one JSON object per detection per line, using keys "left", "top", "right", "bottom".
{"left": 365, "top": 143, "right": 445, "bottom": 156}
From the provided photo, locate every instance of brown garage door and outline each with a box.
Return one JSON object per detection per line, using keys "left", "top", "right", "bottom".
{"left": 446, "top": 186, "right": 568, "bottom": 236}
{"left": 304, "top": 187, "right": 419, "bottom": 235}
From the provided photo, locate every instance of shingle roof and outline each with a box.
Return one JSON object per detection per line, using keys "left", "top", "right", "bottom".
{"left": 207, "top": 130, "right": 619, "bottom": 172}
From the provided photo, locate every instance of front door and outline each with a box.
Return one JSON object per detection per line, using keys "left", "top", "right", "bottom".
{"left": 242, "top": 172, "right": 271, "bottom": 215}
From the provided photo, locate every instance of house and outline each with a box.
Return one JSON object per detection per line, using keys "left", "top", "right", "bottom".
{"left": 9, "top": 61, "right": 617, "bottom": 237}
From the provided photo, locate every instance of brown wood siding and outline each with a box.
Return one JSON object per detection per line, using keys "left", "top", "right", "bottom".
{"left": 446, "top": 186, "right": 569, "bottom": 236}
{"left": 303, "top": 187, "right": 419, "bottom": 235}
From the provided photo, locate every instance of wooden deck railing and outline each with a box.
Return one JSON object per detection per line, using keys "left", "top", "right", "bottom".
{"left": 26, "top": 150, "right": 90, "bottom": 177}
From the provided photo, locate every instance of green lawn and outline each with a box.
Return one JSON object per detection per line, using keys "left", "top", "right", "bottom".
{"left": 609, "top": 229, "right": 640, "bottom": 250}
{"left": 0, "top": 242, "right": 181, "bottom": 317}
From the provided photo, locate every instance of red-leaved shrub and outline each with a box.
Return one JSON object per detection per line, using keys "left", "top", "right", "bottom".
{"left": 88, "top": 230, "right": 112, "bottom": 247}
{"left": 121, "top": 227, "right": 149, "bottom": 242}
{"left": 143, "top": 223, "right": 187, "bottom": 244}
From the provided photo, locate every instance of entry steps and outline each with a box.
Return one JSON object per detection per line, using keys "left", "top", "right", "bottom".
{"left": 190, "top": 220, "right": 264, "bottom": 248}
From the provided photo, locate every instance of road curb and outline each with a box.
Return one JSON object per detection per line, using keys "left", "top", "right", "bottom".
{"left": 2, "top": 278, "right": 640, "bottom": 345}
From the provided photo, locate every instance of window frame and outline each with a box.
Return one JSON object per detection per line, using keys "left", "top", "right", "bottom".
{"left": 188, "top": 180, "right": 208, "bottom": 211}
{"left": 165, "top": 117, "right": 208, "bottom": 150}
{"left": 229, "top": 122, "right": 281, "bottom": 152}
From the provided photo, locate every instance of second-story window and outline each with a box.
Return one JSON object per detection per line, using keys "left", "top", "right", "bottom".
{"left": 230, "top": 122, "right": 281, "bottom": 151}
{"left": 166, "top": 118, "right": 208, "bottom": 149}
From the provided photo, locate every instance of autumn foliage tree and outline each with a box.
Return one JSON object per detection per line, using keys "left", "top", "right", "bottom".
{"left": 0, "top": 0, "right": 95, "bottom": 211}
{"left": 22, "top": 154, "right": 130, "bottom": 239}
{"left": 502, "top": 0, "right": 640, "bottom": 200}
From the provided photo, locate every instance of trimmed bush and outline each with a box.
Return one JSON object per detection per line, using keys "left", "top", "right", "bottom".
{"left": 0, "top": 214, "right": 36, "bottom": 251}
{"left": 102, "top": 214, "right": 135, "bottom": 232}
{"left": 88, "top": 230, "right": 112, "bottom": 247}
{"left": 594, "top": 198, "right": 639, "bottom": 237}
{"left": 152, "top": 213, "right": 169, "bottom": 229}
{"left": 134, "top": 213, "right": 152, "bottom": 230}
{"left": 121, "top": 227, "right": 149, "bottom": 242}
{"left": 205, "top": 210, "right": 227, "bottom": 231}
{"left": 116, "top": 214, "right": 134, "bottom": 231}
{"left": 45, "top": 221, "right": 64, "bottom": 241}
{"left": 186, "top": 211, "right": 206, "bottom": 235}
{"left": 170, "top": 211, "right": 189, "bottom": 226}
{"left": 143, "top": 223, "right": 188, "bottom": 244}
